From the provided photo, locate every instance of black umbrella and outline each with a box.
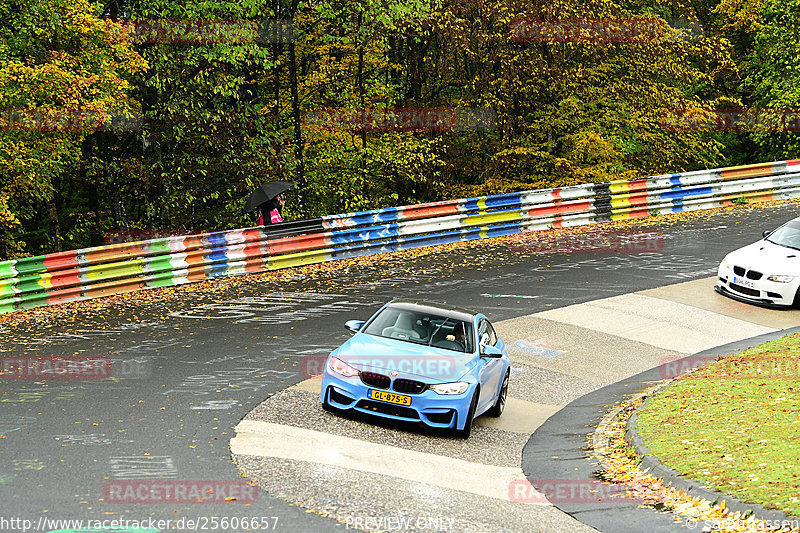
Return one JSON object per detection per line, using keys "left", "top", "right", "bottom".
{"left": 244, "top": 181, "right": 294, "bottom": 213}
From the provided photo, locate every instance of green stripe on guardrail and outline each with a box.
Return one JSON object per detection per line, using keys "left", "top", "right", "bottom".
{"left": 0, "top": 261, "right": 15, "bottom": 280}
{"left": 16, "top": 290, "right": 49, "bottom": 310}
{"left": 0, "top": 299, "right": 16, "bottom": 313}
{"left": 146, "top": 270, "right": 183, "bottom": 288}
{"left": 145, "top": 255, "right": 176, "bottom": 274}
{"left": 14, "top": 275, "right": 49, "bottom": 294}
{"left": 13, "top": 255, "right": 46, "bottom": 276}
{"left": 147, "top": 238, "right": 172, "bottom": 254}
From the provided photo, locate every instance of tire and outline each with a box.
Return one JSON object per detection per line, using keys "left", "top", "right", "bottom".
{"left": 455, "top": 389, "right": 479, "bottom": 439}
{"left": 487, "top": 370, "right": 510, "bottom": 418}
{"left": 794, "top": 288, "right": 800, "bottom": 309}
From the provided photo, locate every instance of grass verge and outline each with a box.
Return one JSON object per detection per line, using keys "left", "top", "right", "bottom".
{"left": 637, "top": 332, "right": 800, "bottom": 517}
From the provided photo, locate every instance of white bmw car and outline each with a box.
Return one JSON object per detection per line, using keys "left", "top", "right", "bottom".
{"left": 716, "top": 217, "right": 800, "bottom": 308}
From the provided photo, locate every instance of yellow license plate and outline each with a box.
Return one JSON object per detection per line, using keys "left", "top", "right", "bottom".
{"left": 369, "top": 389, "right": 411, "bottom": 406}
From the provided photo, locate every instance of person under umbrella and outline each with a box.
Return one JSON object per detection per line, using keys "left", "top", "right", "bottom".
{"left": 244, "top": 181, "right": 293, "bottom": 226}
{"left": 258, "top": 193, "right": 286, "bottom": 225}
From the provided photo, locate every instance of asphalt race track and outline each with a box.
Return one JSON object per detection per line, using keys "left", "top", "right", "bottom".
{"left": 1, "top": 203, "right": 799, "bottom": 533}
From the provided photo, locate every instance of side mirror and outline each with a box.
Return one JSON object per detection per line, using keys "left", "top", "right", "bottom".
{"left": 344, "top": 320, "right": 365, "bottom": 334}
{"left": 762, "top": 230, "right": 772, "bottom": 238}
{"left": 480, "top": 345, "right": 503, "bottom": 358}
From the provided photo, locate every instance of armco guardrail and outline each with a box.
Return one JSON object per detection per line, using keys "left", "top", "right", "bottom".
{"left": 1, "top": 159, "right": 799, "bottom": 315}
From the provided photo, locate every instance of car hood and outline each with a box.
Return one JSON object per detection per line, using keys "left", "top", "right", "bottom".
{"left": 331, "top": 334, "right": 478, "bottom": 383}
{"left": 725, "top": 240, "right": 800, "bottom": 275}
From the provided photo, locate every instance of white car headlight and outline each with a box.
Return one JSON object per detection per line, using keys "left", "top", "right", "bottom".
{"left": 767, "top": 275, "right": 795, "bottom": 283}
{"left": 430, "top": 382, "right": 469, "bottom": 395}
{"left": 327, "top": 357, "right": 359, "bottom": 378}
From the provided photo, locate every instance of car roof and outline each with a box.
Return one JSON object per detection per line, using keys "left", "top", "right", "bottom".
{"left": 386, "top": 298, "right": 479, "bottom": 322}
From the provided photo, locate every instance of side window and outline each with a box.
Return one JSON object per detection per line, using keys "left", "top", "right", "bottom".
{"left": 479, "top": 319, "right": 496, "bottom": 347}
{"left": 486, "top": 322, "right": 498, "bottom": 346}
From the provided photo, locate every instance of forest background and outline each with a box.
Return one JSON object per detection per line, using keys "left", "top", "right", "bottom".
{"left": 0, "top": 0, "right": 796, "bottom": 258}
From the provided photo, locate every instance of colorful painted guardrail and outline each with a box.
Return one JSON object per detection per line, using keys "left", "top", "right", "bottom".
{"left": 1, "top": 159, "right": 799, "bottom": 314}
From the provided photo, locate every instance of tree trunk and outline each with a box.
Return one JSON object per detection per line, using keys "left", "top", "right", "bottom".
{"left": 288, "top": 39, "right": 306, "bottom": 213}
{"left": 48, "top": 173, "right": 62, "bottom": 252}
{"left": 358, "top": 11, "right": 366, "bottom": 150}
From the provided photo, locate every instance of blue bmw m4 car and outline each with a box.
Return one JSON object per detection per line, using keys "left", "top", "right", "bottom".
{"left": 320, "top": 298, "right": 511, "bottom": 438}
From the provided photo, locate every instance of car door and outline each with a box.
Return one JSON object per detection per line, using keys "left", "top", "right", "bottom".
{"left": 476, "top": 318, "right": 503, "bottom": 412}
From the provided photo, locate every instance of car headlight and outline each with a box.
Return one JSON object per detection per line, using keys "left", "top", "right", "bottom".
{"left": 327, "top": 357, "right": 359, "bottom": 378}
{"left": 767, "top": 275, "right": 795, "bottom": 283}
{"left": 430, "top": 382, "right": 469, "bottom": 395}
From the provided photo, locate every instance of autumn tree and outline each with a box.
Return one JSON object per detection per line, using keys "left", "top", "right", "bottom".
{"left": 739, "top": 0, "right": 800, "bottom": 161}
{"left": 0, "top": 0, "right": 146, "bottom": 257}
{"left": 416, "top": 0, "right": 738, "bottom": 196}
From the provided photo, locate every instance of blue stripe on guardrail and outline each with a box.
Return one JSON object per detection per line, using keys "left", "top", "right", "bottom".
{"left": 660, "top": 186, "right": 714, "bottom": 201}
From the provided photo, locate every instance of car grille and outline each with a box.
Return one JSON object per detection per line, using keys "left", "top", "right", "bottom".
{"left": 730, "top": 283, "right": 760, "bottom": 297}
{"left": 393, "top": 378, "right": 427, "bottom": 394}
{"left": 360, "top": 372, "right": 390, "bottom": 390}
{"left": 733, "top": 265, "right": 763, "bottom": 280}
{"left": 356, "top": 400, "right": 419, "bottom": 419}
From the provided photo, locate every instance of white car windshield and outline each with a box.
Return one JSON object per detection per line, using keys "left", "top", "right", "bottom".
{"left": 766, "top": 220, "right": 800, "bottom": 251}
{"left": 363, "top": 307, "right": 474, "bottom": 353}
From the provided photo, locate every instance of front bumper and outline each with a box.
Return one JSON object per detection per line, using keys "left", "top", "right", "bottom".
{"left": 320, "top": 371, "right": 474, "bottom": 430}
{"left": 716, "top": 265, "right": 799, "bottom": 308}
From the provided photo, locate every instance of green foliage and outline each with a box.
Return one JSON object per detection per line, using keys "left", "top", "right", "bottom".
{"left": 0, "top": 0, "right": 146, "bottom": 257}
{"left": 740, "top": 0, "right": 800, "bottom": 161}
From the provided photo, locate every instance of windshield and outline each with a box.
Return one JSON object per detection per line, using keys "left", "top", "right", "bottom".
{"left": 766, "top": 220, "right": 800, "bottom": 251}
{"left": 363, "top": 307, "right": 474, "bottom": 353}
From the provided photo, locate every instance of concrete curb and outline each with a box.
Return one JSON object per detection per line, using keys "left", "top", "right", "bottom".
{"left": 521, "top": 325, "right": 800, "bottom": 532}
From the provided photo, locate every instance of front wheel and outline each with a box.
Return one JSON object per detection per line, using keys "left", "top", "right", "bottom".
{"left": 793, "top": 288, "right": 800, "bottom": 309}
{"left": 455, "top": 390, "right": 478, "bottom": 439}
{"left": 487, "top": 370, "right": 510, "bottom": 417}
